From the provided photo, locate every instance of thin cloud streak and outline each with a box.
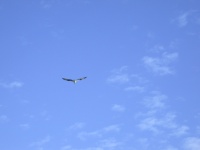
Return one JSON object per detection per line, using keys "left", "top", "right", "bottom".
{"left": 0, "top": 115, "right": 9, "bottom": 123}
{"left": 77, "top": 124, "right": 120, "bottom": 141}
{"left": 184, "top": 137, "right": 200, "bottom": 150}
{"left": 143, "top": 92, "right": 167, "bottom": 109}
{"left": 137, "top": 92, "right": 189, "bottom": 137}
{"left": 124, "top": 86, "right": 145, "bottom": 93}
{"left": 68, "top": 122, "right": 85, "bottom": 130}
{"left": 178, "top": 12, "right": 190, "bottom": 27}
{"left": 142, "top": 52, "right": 178, "bottom": 75}
{"left": 19, "top": 123, "right": 31, "bottom": 130}
{"left": 107, "top": 66, "right": 130, "bottom": 84}
{"left": 0, "top": 81, "right": 23, "bottom": 88}
{"left": 107, "top": 74, "right": 130, "bottom": 84}
{"left": 111, "top": 104, "right": 126, "bottom": 112}
{"left": 173, "top": 10, "right": 200, "bottom": 27}
{"left": 30, "top": 135, "right": 51, "bottom": 149}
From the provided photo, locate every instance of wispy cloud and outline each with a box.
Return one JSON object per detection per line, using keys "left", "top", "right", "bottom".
{"left": 99, "top": 138, "right": 122, "bottom": 149}
{"left": 69, "top": 138, "right": 122, "bottom": 150}
{"left": 63, "top": 138, "right": 122, "bottom": 150}
{"left": 131, "top": 74, "right": 149, "bottom": 84}
{"left": 149, "top": 44, "right": 165, "bottom": 53}
{"left": 138, "top": 116, "right": 162, "bottom": 133}
{"left": 30, "top": 135, "right": 51, "bottom": 149}
{"left": 64, "top": 138, "right": 123, "bottom": 150}
{"left": 177, "top": 12, "right": 190, "bottom": 27}
{"left": 107, "top": 74, "right": 130, "bottom": 84}
{"left": 40, "top": 110, "right": 51, "bottom": 121}
{"left": 173, "top": 10, "right": 200, "bottom": 27}
{"left": 0, "top": 81, "right": 23, "bottom": 89}
{"left": 77, "top": 124, "right": 120, "bottom": 141}
{"left": 137, "top": 138, "right": 149, "bottom": 149}
{"left": 107, "top": 66, "right": 130, "bottom": 84}
{"left": 77, "top": 131, "right": 102, "bottom": 140}
{"left": 61, "top": 145, "right": 72, "bottom": 150}
{"left": 142, "top": 92, "right": 167, "bottom": 109}
{"left": 142, "top": 52, "right": 178, "bottom": 75}
{"left": 137, "top": 92, "right": 189, "bottom": 137}
{"left": 68, "top": 122, "right": 86, "bottom": 130}
{"left": 124, "top": 86, "right": 145, "bottom": 93}
{"left": 164, "top": 146, "right": 179, "bottom": 150}
{"left": 18, "top": 36, "right": 32, "bottom": 46}
{"left": 107, "top": 67, "right": 149, "bottom": 94}
{"left": 111, "top": 104, "right": 126, "bottom": 112}
{"left": 171, "top": 125, "right": 189, "bottom": 137}
{"left": 184, "top": 137, "right": 200, "bottom": 150}
{"left": 103, "top": 125, "right": 121, "bottom": 132}
{"left": 138, "top": 112, "right": 186, "bottom": 135}
{"left": 19, "top": 123, "right": 30, "bottom": 130}
{"left": 0, "top": 115, "right": 9, "bottom": 123}
{"left": 40, "top": 0, "right": 54, "bottom": 9}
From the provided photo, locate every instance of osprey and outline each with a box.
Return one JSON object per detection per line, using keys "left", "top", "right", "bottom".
{"left": 62, "top": 77, "right": 87, "bottom": 84}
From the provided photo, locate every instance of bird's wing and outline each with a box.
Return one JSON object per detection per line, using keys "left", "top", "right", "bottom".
{"left": 62, "top": 78, "right": 74, "bottom": 81}
{"left": 77, "top": 77, "right": 87, "bottom": 80}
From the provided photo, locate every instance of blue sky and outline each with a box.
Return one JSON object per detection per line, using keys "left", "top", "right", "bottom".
{"left": 0, "top": 0, "right": 200, "bottom": 150}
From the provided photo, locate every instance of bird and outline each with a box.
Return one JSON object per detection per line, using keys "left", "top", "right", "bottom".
{"left": 62, "top": 77, "right": 87, "bottom": 84}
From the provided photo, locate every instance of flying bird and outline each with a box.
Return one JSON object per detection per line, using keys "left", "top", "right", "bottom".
{"left": 62, "top": 77, "right": 87, "bottom": 84}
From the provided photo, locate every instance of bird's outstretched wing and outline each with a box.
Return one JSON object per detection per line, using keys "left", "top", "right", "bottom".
{"left": 62, "top": 78, "right": 74, "bottom": 81}
{"left": 76, "top": 77, "right": 87, "bottom": 81}
{"left": 62, "top": 77, "right": 87, "bottom": 84}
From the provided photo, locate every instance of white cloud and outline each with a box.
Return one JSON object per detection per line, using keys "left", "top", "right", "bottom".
{"left": 66, "top": 138, "right": 122, "bottom": 150}
{"left": 175, "top": 10, "right": 200, "bottom": 27}
{"left": 137, "top": 138, "right": 149, "bottom": 149}
{"left": 68, "top": 122, "right": 85, "bottom": 130}
{"left": 178, "top": 12, "right": 190, "bottom": 27}
{"left": 138, "top": 116, "right": 161, "bottom": 133}
{"left": 30, "top": 136, "right": 51, "bottom": 148}
{"left": 124, "top": 86, "right": 145, "bottom": 93}
{"left": 138, "top": 113, "right": 180, "bottom": 134}
{"left": 131, "top": 25, "right": 138, "bottom": 31}
{"left": 83, "top": 147, "right": 103, "bottom": 150}
{"left": 171, "top": 125, "right": 189, "bottom": 137}
{"left": 138, "top": 107, "right": 190, "bottom": 137}
{"left": 172, "top": 10, "right": 200, "bottom": 29}
{"left": 138, "top": 92, "right": 189, "bottom": 138}
{"left": 99, "top": 138, "right": 122, "bottom": 149}
{"left": 18, "top": 36, "right": 32, "bottom": 46}
{"left": 107, "top": 68, "right": 149, "bottom": 94}
{"left": 0, "top": 81, "right": 23, "bottom": 88}
{"left": 0, "top": 115, "right": 9, "bottom": 123}
{"left": 61, "top": 145, "right": 72, "bottom": 150}
{"left": 150, "top": 44, "right": 165, "bottom": 53}
{"left": 143, "top": 92, "right": 167, "bottom": 109}
{"left": 197, "top": 126, "right": 200, "bottom": 134}
{"left": 107, "top": 66, "right": 130, "bottom": 84}
{"left": 20, "top": 123, "right": 30, "bottom": 130}
{"left": 165, "top": 146, "right": 179, "bottom": 150}
{"left": 77, "top": 131, "right": 102, "bottom": 140}
{"left": 142, "top": 52, "right": 178, "bottom": 75}
{"left": 103, "top": 125, "right": 120, "bottom": 132}
{"left": 77, "top": 124, "right": 120, "bottom": 141}
{"left": 40, "top": 0, "right": 54, "bottom": 9}
{"left": 111, "top": 66, "right": 128, "bottom": 74}
{"left": 184, "top": 137, "right": 200, "bottom": 150}
{"left": 107, "top": 74, "right": 130, "bottom": 84}
{"left": 111, "top": 104, "right": 126, "bottom": 112}
{"left": 40, "top": 110, "right": 51, "bottom": 121}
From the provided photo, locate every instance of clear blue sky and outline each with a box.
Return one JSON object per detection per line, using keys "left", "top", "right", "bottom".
{"left": 0, "top": 0, "right": 200, "bottom": 150}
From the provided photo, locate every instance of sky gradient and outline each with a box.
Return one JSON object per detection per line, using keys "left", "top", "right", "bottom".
{"left": 0, "top": 0, "right": 200, "bottom": 150}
